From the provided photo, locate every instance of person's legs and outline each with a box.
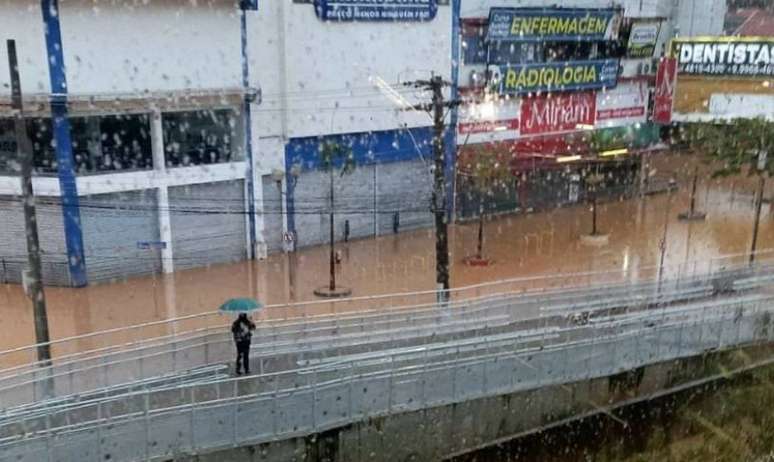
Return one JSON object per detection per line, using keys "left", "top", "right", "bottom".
{"left": 235, "top": 343, "right": 243, "bottom": 374}
{"left": 242, "top": 342, "right": 251, "bottom": 374}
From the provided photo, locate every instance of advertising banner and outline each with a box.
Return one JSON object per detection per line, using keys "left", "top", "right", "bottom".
{"left": 457, "top": 100, "right": 521, "bottom": 144}
{"left": 627, "top": 21, "right": 661, "bottom": 58}
{"left": 596, "top": 81, "right": 648, "bottom": 127}
{"left": 654, "top": 57, "right": 677, "bottom": 124}
{"left": 314, "top": 0, "right": 438, "bottom": 22}
{"left": 520, "top": 92, "right": 596, "bottom": 136}
{"left": 498, "top": 59, "right": 619, "bottom": 95}
{"left": 486, "top": 8, "right": 621, "bottom": 42}
{"left": 673, "top": 37, "right": 774, "bottom": 77}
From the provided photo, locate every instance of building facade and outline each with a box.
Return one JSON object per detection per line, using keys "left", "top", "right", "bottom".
{"left": 453, "top": 0, "right": 726, "bottom": 219}
{"left": 0, "top": 0, "right": 726, "bottom": 286}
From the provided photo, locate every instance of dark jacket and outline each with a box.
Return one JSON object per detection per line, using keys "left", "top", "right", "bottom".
{"left": 231, "top": 316, "right": 256, "bottom": 344}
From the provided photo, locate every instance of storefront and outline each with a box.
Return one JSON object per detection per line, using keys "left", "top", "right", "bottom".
{"left": 454, "top": 6, "right": 660, "bottom": 219}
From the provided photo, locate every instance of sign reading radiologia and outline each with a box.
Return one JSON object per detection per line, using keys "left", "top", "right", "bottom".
{"left": 314, "top": 0, "right": 438, "bottom": 22}
{"left": 674, "top": 38, "right": 774, "bottom": 77}
{"left": 498, "top": 59, "right": 619, "bottom": 95}
{"left": 486, "top": 8, "right": 621, "bottom": 42}
{"left": 627, "top": 21, "right": 661, "bottom": 58}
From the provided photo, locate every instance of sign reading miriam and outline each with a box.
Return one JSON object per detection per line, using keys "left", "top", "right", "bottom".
{"left": 487, "top": 8, "right": 621, "bottom": 42}
{"left": 674, "top": 37, "right": 774, "bottom": 77}
{"left": 498, "top": 59, "right": 619, "bottom": 95}
{"left": 314, "top": 0, "right": 438, "bottom": 22}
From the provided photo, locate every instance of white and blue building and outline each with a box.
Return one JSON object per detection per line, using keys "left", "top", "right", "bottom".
{"left": 0, "top": 0, "right": 725, "bottom": 286}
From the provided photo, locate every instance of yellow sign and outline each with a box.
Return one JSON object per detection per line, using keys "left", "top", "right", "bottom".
{"left": 498, "top": 59, "right": 619, "bottom": 94}
{"left": 510, "top": 16, "right": 608, "bottom": 37}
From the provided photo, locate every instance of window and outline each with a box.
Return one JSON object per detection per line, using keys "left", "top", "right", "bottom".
{"left": 489, "top": 42, "right": 540, "bottom": 65}
{"left": 462, "top": 26, "right": 488, "bottom": 65}
{"left": 162, "top": 109, "right": 240, "bottom": 168}
{"left": 70, "top": 114, "right": 153, "bottom": 173}
{"left": 543, "top": 42, "right": 595, "bottom": 62}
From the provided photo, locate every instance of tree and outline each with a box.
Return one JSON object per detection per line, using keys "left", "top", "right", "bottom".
{"left": 681, "top": 117, "right": 774, "bottom": 263}
{"left": 460, "top": 144, "right": 512, "bottom": 264}
{"left": 581, "top": 129, "right": 631, "bottom": 237}
{"left": 315, "top": 141, "right": 355, "bottom": 297}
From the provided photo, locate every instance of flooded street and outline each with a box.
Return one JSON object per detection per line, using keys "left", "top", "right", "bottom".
{"left": 0, "top": 154, "right": 771, "bottom": 362}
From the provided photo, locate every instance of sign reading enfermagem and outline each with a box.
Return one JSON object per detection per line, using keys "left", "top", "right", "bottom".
{"left": 674, "top": 37, "right": 774, "bottom": 77}
{"left": 314, "top": 0, "right": 438, "bottom": 22}
{"left": 487, "top": 8, "right": 621, "bottom": 42}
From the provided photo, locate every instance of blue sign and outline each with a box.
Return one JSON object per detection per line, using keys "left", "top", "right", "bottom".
{"left": 487, "top": 8, "right": 621, "bottom": 42}
{"left": 314, "top": 0, "right": 438, "bottom": 22}
{"left": 137, "top": 241, "right": 167, "bottom": 250}
{"left": 498, "top": 59, "right": 619, "bottom": 95}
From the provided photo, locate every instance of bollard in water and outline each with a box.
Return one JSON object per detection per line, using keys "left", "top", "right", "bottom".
{"left": 344, "top": 219, "right": 350, "bottom": 242}
{"left": 393, "top": 212, "right": 400, "bottom": 234}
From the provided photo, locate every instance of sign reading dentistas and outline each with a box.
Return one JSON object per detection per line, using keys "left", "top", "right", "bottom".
{"left": 520, "top": 92, "right": 596, "bottom": 135}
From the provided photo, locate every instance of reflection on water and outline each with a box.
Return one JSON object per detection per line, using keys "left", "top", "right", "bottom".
{"left": 0, "top": 154, "right": 772, "bottom": 362}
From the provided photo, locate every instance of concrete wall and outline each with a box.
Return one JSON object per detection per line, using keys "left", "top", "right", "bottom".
{"left": 0, "top": 0, "right": 51, "bottom": 97}
{"left": 178, "top": 344, "right": 774, "bottom": 462}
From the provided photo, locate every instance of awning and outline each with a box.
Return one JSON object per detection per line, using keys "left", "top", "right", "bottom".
{"left": 0, "top": 87, "right": 259, "bottom": 117}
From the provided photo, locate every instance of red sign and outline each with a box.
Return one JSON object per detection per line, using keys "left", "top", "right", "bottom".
{"left": 520, "top": 92, "right": 596, "bottom": 135}
{"left": 458, "top": 118, "right": 519, "bottom": 134}
{"left": 654, "top": 57, "right": 677, "bottom": 124}
{"left": 597, "top": 106, "right": 646, "bottom": 120}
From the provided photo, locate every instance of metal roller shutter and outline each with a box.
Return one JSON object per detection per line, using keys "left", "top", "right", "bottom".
{"left": 80, "top": 190, "right": 161, "bottom": 283}
{"left": 0, "top": 196, "right": 70, "bottom": 286}
{"left": 377, "top": 159, "right": 433, "bottom": 235}
{"left": 169, "top": 180, "right": 247, "bottom": 271}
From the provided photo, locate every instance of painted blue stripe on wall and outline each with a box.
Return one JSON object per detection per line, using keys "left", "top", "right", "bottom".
{"left": 41, "top": 0, "right": 88, "bottom": 287}
{"left": 285, "top": 126, "right": 434, "bottom": 171}
{"left": 284, "top": 126, "right": 434, "bottom": 237}
{"left": 240, "top": 9, "right": 257, "bottom": 258}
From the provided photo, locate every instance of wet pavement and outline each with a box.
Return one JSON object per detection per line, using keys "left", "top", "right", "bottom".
{"left": 0, "top": 152, "right": 772, "bottom": 360}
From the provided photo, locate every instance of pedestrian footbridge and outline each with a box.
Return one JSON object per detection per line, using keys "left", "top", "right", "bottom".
{"left": 1, "top": 254, "right": 774, "bottom": 461}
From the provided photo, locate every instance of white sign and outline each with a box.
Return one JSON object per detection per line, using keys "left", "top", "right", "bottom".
{"left": 457, "top": 99, "right": 521, "bottom": 144}
{"left": 595, "top": 81, "right": 648, "bottom": 128}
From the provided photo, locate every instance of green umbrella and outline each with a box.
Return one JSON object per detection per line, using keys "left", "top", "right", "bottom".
{"left": 218, "top": 298, "right": 263, "bottom": 314}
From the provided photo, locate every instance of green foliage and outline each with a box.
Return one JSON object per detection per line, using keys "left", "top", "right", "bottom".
{"left": 461, "top": 144, "right": 512, "bottom": 196}
{"left": 319, "top": 141, "right": 356, "bottom": 176}
{"left": 681, "top": 117, "right": 774, "bottom": 178}
{"left": 585, "top": 128, "right": 634, "bottom": 154}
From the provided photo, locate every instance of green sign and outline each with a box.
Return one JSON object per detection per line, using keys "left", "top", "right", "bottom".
{"left": 627, "top": 21, "right": 661, "bottom": 58}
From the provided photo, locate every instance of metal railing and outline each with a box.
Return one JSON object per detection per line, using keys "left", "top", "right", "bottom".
{"left": 0, "top": 261, "right": 771, "bottom": 410}
{"left": 0, "top": 290, "right": 771, "bottom": 462}
{"left": 2, "top": 248, "right": 772, "bottom": 374}
{"left": 0, "top": 252, "right": 772, "bottom": 411}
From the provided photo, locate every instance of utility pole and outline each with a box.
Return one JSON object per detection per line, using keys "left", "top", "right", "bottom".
{"left": 405, "top": 76, "right": 458, "bottom": 303}
{"left": 7, "top": 39, "right": 52, "bottom": 364}
{"left": 750, "top": 145, "right": 768, "bottom": 266}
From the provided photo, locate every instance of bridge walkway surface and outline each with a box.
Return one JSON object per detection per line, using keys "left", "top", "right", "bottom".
{"left": 0, "top": 254, "right": 773, "bottom": 461}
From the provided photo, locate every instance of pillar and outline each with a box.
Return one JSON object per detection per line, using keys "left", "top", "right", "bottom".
{"left": 150, "top": 110, "right": 174, "bottom": 274}
{"left": 41, "top": 0, "right": 88, "bottom": 287}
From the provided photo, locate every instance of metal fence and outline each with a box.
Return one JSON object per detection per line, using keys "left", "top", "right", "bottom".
{"left": 0, "top": 258, "right": 771, "bottom": 411}
{"left": 0, "top": 289, "right": 771, "bottom": 461}
{"left": 2, "top": 248, "right": 772, "bottom": 375}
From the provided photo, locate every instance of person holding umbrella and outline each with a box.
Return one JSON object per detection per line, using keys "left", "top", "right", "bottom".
{"left": 220, "top": 298, "right": 262, "bottom": 375}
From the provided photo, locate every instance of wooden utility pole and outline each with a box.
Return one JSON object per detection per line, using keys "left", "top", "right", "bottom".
{"left": 7, "top": 39, "right": 52, "bottom": 363}
{"left": 404, "top": 76, "right": 457, "bottom": 303}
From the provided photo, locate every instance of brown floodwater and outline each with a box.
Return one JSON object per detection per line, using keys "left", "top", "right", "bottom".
{"left": 0, "top": 152, "right": 771, "bottom": 365}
